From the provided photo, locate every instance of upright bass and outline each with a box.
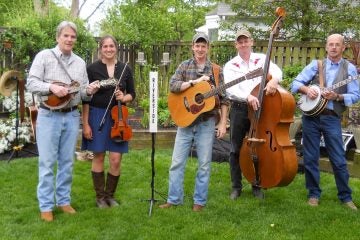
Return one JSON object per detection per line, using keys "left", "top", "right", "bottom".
{"left": 239, "top": 7, "right": 298, "bottom": 189}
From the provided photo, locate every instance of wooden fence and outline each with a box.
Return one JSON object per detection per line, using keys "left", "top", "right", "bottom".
{"left": 110, "top": 40, "right": 354, "bottom": 71}
{"left": 0, "top": 40, "right": 356, "bottom": 108}
{"left": 1, "top": 40, "right": 355, "bottom": 74}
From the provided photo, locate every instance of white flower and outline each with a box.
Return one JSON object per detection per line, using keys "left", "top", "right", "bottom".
{"left": 3, "top": 91, "right": 34, "bottom": 112}
{"left": 0, "top": 112, "right": 32, "bottom": 153}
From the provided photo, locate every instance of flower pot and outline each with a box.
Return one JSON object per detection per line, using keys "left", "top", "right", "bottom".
{"left": 2, "top": 41, "right": 13, "bottom": 49}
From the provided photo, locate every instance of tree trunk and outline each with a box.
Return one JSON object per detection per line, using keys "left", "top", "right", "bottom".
{"left": 33, "top": 0, "right": 49, "bottom": 16}
{"left": 70, "top": 0, "right": 80, "bottom": 18}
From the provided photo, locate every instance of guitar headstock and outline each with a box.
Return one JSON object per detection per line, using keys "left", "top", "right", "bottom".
{"left": 246, "top": 67, "right": 264, "bottom": 80}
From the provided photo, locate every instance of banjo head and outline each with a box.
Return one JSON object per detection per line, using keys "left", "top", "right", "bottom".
{"left": 298, "top": 85, "right": 322, "bottom": 112}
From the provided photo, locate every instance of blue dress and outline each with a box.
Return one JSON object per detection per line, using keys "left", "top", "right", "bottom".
{"left": 81, "top": 60, "right": 135, "bottom": 154}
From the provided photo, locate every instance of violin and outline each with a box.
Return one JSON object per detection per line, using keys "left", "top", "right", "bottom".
{"left": 111, "top": 100, "right": 132, "bottom": 142}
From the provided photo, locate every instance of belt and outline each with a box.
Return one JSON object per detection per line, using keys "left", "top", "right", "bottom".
{"left": 320, "top": 109, "right": 337, "bottom": 116}
{"left": 231, "top": 100, "right": 247, "bottom": 108}
{"left": 40, "top": 104, "right": 78, "bottom": 113}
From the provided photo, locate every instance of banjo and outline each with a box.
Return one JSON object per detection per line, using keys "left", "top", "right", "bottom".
{"left": 298, "top": 75, "right": 360, "bottom": 116}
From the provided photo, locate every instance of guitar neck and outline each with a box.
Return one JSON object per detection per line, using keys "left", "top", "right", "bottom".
{"left": 202, "top": 67, "right": 263, "bottom": 99}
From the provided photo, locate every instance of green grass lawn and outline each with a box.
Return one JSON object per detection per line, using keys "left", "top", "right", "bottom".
{"left": 0, "top": 148, "right": 359, "bottom": 240}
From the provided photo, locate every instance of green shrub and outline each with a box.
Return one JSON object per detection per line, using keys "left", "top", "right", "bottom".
{"left": 139, "top": 96, "right": 174, "bottom": 128}
{"left": 281, "top": 64, "right": 304, "bottom": 91}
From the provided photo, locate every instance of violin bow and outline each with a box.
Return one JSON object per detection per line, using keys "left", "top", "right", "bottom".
{"left": 98, "top": 61, "right": 129, "bottom": 132}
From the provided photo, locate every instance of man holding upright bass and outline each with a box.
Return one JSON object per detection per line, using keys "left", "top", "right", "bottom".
{"left": 291, "top": 33, "right": 359, "bottom": 210}
{"left": 223, "top": 29, "right": 282, "bottom": 200}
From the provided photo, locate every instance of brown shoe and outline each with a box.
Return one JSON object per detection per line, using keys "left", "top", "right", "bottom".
{"left": 344, "top": 201, "right": 358, "bottom": 211}
{"left": 192, "top": 204, "right": 204, "bottom": 212}
{"left": 58, "top": 205, "right": 76, "bottom": 214}
{"left": 40, "top": 211, "right": 54, "bottom": 222}
{"left": 159, "top": 203, "right": 174, "bottom": 209}
{"left": 307, "top": 197, "right": 319, "bottom": 207}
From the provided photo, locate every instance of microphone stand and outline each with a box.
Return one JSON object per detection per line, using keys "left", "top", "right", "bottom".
{"left": 142, "top": 69, "right": 167, "bottom": 217}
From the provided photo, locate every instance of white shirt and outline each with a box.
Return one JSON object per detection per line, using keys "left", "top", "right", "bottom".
{"left": 223, "top": 52, "right": 282, "bottom": 101}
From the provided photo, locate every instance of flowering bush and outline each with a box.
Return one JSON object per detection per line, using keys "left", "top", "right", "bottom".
{"left": 2, "top": 91, "right": 34, "bottom": 112}
{"left": 0, "top": 118, "right": 31, "bottom": 154}
{"left": 0, "top": 91, "right": 34, "bottom": 153}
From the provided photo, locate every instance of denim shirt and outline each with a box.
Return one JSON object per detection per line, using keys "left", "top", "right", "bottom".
{"left": 291, "top": 58, "right": 360, "bottom": 108}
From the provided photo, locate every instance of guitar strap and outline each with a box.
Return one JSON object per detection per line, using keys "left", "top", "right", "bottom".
{"left": 50, "top": 50, "right": 75, "bottom": 82}
{"left": 211, "top": 63, "right": 220, "bottom": 87}
{"left": 317, "top": 60, "right": 324, "bottom": 87}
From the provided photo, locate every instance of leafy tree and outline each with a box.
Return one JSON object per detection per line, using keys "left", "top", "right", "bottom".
{"left": 225, "top": 0, "right": 360, "bottom": 41}
{"left": 100, "top": 0, "right": 216, "bottom": 47}
{"left": 0, "top": 1, "right": 96, "bottom": 69}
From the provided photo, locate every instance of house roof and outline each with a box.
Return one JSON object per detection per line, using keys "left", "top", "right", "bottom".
{"left": 206, "top": 2, "right": 236, "bottom": 17}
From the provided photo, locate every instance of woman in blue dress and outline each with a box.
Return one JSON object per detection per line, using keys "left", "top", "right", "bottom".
{"left": 82, "top": 35, "right": 135, "bottom": 208}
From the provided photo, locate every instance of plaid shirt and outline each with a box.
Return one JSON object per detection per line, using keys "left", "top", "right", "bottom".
{"left": 169, "top": 57, "right": 229, "bottom": 107}
{"left": 27, "top": 45, "right": 91, "bottom": 107}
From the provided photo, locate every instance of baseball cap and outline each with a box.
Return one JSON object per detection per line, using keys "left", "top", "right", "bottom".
{"left": 236, "top": 29, "right": 252, "bottom": 40}
{"left": 192, "top": 32, "right": 209, "bottom": 44}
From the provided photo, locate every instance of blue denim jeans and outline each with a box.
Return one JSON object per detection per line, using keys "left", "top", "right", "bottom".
{"left": 302, "top": 114, "right": 352, "bottom": 203}
{"left": 167, "top": 117, "right": 215, "bottom": 206}
{"left": 36, "top": 108, "right": 80, "bottom": 211}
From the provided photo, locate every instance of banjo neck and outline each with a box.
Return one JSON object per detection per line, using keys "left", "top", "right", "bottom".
{"left": 322, "top": 75, "right": 359, "bottom": 91}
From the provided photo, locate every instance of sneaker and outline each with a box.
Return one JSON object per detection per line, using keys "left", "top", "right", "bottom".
{"left": 230, "top": 189, "right": 242, "bottom": 200}
{"left": 344, "top": 201, "right": 358, "bottom": 211}
{"left": 307, "top": 197, "right": 319, "bottom": 207}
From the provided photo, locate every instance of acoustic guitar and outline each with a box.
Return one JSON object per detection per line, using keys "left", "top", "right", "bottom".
{"left": 298, "top": 75, "right": 360, "bottom": 116}
{"left": 168, "top": 67, "right": 263, "bottom": 127}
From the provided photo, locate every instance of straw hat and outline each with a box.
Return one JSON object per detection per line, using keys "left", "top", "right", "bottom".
{"left": 0, "top": 70, "right": 22, "bottom": 96}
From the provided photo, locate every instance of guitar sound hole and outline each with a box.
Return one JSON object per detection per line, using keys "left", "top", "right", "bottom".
{"left": 195, "top": 94, "right": 204, "bottom": 104}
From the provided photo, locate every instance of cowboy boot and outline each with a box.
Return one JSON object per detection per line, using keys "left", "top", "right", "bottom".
{"left": 105, "top": 173, "right": 120, "bottom": 207}
{"left": 91, "top": 171, "right": 109, "bottom": 208}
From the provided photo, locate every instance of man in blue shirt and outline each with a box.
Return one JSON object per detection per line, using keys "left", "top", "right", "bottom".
{"left": 291, "top": 33, "right": 359, "bottom": 211}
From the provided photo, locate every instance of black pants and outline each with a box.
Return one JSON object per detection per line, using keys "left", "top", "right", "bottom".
{"left": 229, "top": 102, "right": 250, "bottom": 190}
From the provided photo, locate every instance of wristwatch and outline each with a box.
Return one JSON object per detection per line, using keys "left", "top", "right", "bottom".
{"left": 189, "top": 80, "right": 194, "bottom": 87}
{"left": 336, "top": 94, "right": 341, "bottom": 101}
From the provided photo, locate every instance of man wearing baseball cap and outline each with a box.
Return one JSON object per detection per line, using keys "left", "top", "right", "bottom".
{"left": 159, "top": 32, "right": 229, "bottom": 212}
{"left": 224, "top": 29, "right": 282, "bottom": 200}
